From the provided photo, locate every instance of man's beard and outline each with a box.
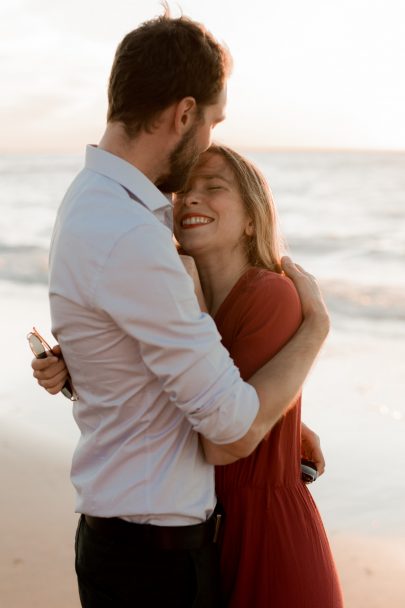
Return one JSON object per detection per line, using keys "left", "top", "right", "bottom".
{"left": 156, "top": 123, "right": 201, "bottom": 193}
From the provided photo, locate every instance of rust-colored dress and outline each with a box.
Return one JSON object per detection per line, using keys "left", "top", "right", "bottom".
{"left": 215, "top": 268, "right": 343, "bottom": 608}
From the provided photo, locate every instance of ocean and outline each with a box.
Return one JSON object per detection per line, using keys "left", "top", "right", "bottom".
{"left": 0, "top": 151, "right": 405, "bottom": 607}
{"left": 1, "top": 150, "right": 404, "bottom": 322}
{"left": 1, "top": 150, "right": 405, "bottom": 538}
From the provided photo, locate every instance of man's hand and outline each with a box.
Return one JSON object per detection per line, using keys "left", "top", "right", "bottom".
{"left": 301, "top": 422, "right": 325, "bottom": 477}
{"left": 32, "top": 345, "right": 69, "bottom": 395}
{"left": 281, "top": 256, "right": 330, "bottom": 336}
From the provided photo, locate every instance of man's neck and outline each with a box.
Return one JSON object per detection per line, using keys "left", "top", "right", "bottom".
{"left": 98, "top": 122, "right": 170, "bottom": 185}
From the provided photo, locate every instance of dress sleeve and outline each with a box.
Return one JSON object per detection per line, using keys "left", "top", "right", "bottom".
{"left": 230, "top": 274, "right": 303, "bottom": 381}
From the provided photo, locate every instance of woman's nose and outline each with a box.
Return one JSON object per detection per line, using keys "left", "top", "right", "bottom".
{"left": 183, "top": 189, "right": 201, "bottom": 206}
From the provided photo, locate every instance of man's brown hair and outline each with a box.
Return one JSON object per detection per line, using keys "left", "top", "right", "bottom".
{"left": 107, "top": 6, "right": 232, "bottom": 137}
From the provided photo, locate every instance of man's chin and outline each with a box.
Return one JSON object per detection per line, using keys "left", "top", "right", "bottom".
{"left": 156, "top": 179, "right": 177, "bottom": 194}
{"left": 157, "top": 132, "right": 201, "bottom": 192}
{"left": 156, "top": 172, "right": 190, "bottom": 194}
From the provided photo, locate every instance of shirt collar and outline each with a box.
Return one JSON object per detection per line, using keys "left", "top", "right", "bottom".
{"left": 85, "top": 145, "right": 172, "bottom": 213}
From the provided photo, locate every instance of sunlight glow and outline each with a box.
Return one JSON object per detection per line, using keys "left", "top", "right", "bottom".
{"left": 1, "top": 0, "right": 405, "bottom": 152}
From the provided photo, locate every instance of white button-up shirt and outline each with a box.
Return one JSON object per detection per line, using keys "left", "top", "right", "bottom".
{"left": 49, "top": 145, "right": 259, "bottom": 525}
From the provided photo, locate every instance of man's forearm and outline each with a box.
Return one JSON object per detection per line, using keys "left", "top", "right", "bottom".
{"left": 249, "top": 314, "right": 328, "bottom": 432}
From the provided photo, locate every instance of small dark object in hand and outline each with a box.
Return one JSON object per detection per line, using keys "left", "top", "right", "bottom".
{"left": 301, "top": 459, "right": 318, "bottom": 484}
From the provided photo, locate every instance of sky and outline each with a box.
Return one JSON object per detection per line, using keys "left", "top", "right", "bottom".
{"left": 1, "top": 0, "right": 405, "bottom": 152}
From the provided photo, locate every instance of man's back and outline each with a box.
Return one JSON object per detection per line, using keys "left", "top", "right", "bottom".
{"left": 49, "top": 146, "right": 259, "bottom": 524}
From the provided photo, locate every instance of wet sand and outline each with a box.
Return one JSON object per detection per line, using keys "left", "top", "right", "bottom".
{"left": 2, "top": 427, "right": 404, "bottom": 608}
{"left": 1, "top": 283, "right": 404, "bottom": 606}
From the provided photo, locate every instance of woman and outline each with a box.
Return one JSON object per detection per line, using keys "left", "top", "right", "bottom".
{"left": 34, "top": 144, "right": 343, "bottom": 607}
{"left": 173, "top": 144, "right": 343, "bottom": 607}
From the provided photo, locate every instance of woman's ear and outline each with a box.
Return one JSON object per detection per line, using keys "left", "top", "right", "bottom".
{"left": 245, "top": 219, "right": 255, "bottom": 237}
{"left": 174, "top": 97, "right": 197, "bottom": 134}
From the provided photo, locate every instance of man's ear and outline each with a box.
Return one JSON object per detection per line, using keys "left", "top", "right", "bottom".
{"left": 173, "top": 97, "right": 198, "bottom": 134}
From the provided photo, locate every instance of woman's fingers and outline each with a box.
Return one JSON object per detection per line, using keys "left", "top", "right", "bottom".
{"left": 32, "top": 354, "right": 68, "bottom": 385}
{"left": 35, "top": 368, "right": 69, "bottom": 391}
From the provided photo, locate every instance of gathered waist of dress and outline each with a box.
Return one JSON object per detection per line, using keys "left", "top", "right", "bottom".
{"left": 215, "top": 479, "right": 306, "bottom": 493}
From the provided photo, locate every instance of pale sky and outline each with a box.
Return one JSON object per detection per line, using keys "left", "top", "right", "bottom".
{"left": 1, "top": 0, "right": 405, "bottom": 152}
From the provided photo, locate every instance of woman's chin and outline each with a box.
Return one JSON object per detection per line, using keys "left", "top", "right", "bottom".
{"left": 177, "top": 238, "right": 207, "bottom": 256}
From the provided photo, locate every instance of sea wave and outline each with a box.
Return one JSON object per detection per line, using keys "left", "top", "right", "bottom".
{"left": 0, "top": 245, "right": 48, "bottom": 285}
{"left": 321, "top": 279, "right": 405, "bottom": 322}
{"left": 1, "top": 151, "right": 404, "bottom": 329}
{"left": 1, "top": 243, "right": 404, "bottom": 324}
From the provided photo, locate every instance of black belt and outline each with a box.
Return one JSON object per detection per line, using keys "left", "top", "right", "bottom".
{"left": 83, "top": 509, "right": 222, "bottom": 551}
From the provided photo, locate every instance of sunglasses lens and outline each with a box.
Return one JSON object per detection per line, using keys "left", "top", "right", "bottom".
{"left": 62, "top": 379, "right": 78, "bottom": 401}
{"left": 29, "top": 334, "right": 46, "bottom": 358}
{"left": 62, "top": 386, "right": 73, "bottom": 400}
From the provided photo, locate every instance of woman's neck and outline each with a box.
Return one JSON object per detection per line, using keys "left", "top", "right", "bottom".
{"left": 194, "top": 249, "right": 252, "bottom": 317}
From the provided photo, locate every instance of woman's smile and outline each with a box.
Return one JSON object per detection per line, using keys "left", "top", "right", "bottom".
{"left": 180, "top": 213, "right": 214, "bottom": 228}
{"left": 173, "top": 152, "right": 253, "bottom": 260}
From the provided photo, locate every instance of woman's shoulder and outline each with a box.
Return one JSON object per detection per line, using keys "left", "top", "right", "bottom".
{"left": 230, "top": 268, "right": 303, "bottom": 360}
{"left": 243, "top": 267, "right": 300, "bottom": 304}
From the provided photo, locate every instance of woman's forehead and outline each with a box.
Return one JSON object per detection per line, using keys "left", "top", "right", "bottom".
{"left": 193, "top": 152, "right": 232, "bottom": 178}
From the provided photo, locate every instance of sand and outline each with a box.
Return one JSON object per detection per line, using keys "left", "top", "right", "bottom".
{"left": 0, "top": 424, "right": 80, "bottom": 608}
{"left": 1, "top": 282, "right": 404, "bottom": 606}
{"left": 332, "top": 535, "right": 405, "bottom": 608}
{"left": 2, "top": 426, "right": 404, "bottom": 607}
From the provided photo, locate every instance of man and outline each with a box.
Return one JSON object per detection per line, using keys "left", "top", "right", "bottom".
{"left": 33, "top": 8, "right": 329, "bottom": 608}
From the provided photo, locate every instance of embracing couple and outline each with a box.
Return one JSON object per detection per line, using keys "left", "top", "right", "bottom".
{"left": 33, "top": 6, "right": 343, "bottom": 608}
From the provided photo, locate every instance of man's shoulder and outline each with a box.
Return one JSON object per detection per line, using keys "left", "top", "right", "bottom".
{"left": 61, "top": 169, "right": 167, "bottom": 240}
{"left": 53, "top": 206, "right": 169, "bottom": 274}
{"left": 50, "top": 169, "right": 172, "bottom": 295}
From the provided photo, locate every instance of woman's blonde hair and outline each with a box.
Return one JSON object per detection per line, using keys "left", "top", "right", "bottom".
{"left": 206, "top": 144, "right": 284, "bottom": 273}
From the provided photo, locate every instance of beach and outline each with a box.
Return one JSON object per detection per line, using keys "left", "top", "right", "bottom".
{"left": 1, "top": 150, "right": 404, "bottom": 606}
{"left": 2, "top": 429, "right": 404, "bottom": 608}
{"left": 1, "top": 282, "right": 404, "bottom": 607}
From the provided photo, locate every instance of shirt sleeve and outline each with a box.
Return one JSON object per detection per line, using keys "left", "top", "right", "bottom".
{"left": 230, "top": 274, "right": 303, "bottom": 381}
{"left": 92, "top": 221, "right": 259, "bottom": 444}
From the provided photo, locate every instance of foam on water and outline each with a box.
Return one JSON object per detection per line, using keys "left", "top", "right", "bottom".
{"left": 1, "top": 153, "right": 404, "bottom": 532}
{"left": 1, "top": 150, "right": 404, "bottom": 322}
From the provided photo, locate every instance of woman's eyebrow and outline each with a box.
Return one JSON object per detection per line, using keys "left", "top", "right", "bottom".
{"left": 200, "top": 173, "right": 232, "bottom": 184}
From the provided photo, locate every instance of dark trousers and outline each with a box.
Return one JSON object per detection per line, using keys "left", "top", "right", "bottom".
{"left": 75, "top": 515, "right": 223, "bottom": 607}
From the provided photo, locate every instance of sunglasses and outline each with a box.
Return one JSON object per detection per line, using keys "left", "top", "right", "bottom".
{"left": 27, "top": 327, "right": 77, "bottom": 401}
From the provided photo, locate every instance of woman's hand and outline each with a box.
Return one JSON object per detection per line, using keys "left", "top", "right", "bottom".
{"left": 32, "top": 344, "right": 69, "bottom": 395}
{"left": 301, "top": 422, "right": 325, "bottom": 476}
{"left": 179, "top": 254, "right": 208, "bottom": 312}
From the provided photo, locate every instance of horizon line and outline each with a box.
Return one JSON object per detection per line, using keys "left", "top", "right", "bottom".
{"left": 0, "top": 145, "right": 404, "bottom": 156}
